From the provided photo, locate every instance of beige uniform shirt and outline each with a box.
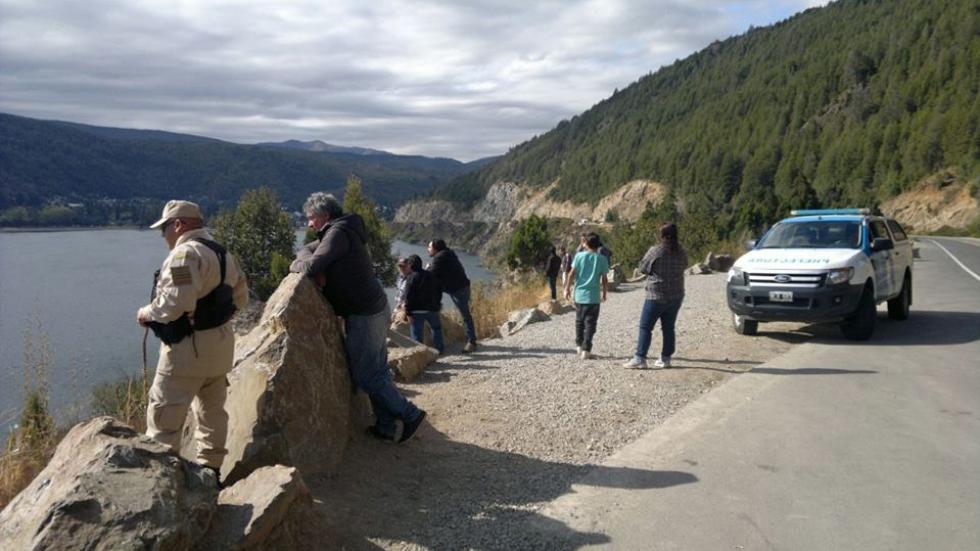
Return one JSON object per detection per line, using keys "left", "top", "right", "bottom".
{"left": 139, "top": 229, "right": 249, "bottom": 378}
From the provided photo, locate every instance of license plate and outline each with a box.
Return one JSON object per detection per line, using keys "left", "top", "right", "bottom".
{"left": 769, "top": 291, "right": 793, "bottom": 302}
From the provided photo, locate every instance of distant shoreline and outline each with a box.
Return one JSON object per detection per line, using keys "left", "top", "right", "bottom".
{"left": 0, "top": 225, "right": 147, "bottom": 233}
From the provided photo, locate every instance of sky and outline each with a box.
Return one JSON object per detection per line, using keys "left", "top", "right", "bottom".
{"left": 0, "top": 0, "right": 828, "bottom": 161}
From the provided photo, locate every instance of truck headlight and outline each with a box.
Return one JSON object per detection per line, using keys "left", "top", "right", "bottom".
{"left": 727, "top": 266, "right": 746, "bottom": 285}
{"left": 826, "top": 267, "right": 853, "bottom": 285}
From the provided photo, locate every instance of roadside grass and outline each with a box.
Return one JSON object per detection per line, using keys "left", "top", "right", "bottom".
{"left": 927, "top": 216, "right": 980, "bottom": 238}
{"left": 465, "top": 274, "right": 555, "bottom": 341}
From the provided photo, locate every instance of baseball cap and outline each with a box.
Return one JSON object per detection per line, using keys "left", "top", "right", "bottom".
{"left": 150, "top": 200, "right": 204, "bottom": 229}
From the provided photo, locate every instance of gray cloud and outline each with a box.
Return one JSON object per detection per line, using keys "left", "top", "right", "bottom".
{"left": 0, "top": 0, "right": 827, "bottom": 160}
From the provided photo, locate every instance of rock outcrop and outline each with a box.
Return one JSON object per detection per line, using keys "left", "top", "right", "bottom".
{"left": 0, "top": 417, "right": 218, "bottom": 550}
{"left": 500, "top": 307, "right": 550, "bottom": 337}
{"left": 880, "top": 180, "right": 979, "bottom": 232}
{"left": 537, "top": 299, "right": 574, "bottom": 316}
{"left": 688, "top": 263, "right": 712, "bottom": 275}
{"left": 705, "top": 252, "right": 734, "bottom": 272}
{"left": 472, "top": 181, "right": 521, "bottom": 223}
{"left": 388, "top": 345, "right": 440, "bottom": 381}
{"left": 196, "top": 466, "right": 330, "bottom": 551}
{"left": 218, "top": 274, "right": 370, "bottom": 486}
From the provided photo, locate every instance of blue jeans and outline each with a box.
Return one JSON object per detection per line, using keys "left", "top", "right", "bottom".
{"left": 448, "top": 286, "right": 477, "bottom": 344}
{"left": 345, "top": 307, "right": 420, "bottom": 437}
{"left": 634, "top": 298, "right": 683, "bottom": 361}
{"left": 409, "top": 311, "right": 444, "bottom": 353}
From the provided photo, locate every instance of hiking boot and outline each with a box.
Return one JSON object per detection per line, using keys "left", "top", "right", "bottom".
{"left": 463, "top": 341, "right": 477, "bottom": 353}
{"left": 580, "top": 350, "right": 593, "bottom": 360}
{"left": 399, "top": 410, "right": 427, "bottom": 443}
{"left": 654, "top": 357, "right": 672, "bottom": 368}
{"left": 576, "top": 346, "right": 583, "bottom": 355}
{"left": 622, "top": 357, "right": 647, "bottom": 369}
{"left": 366, "top": 425, "right": 394, "bottom": 442}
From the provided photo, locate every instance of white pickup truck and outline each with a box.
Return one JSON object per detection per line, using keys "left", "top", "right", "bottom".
{"left": 726, "top": 209, "right": 913, "bottom": 340}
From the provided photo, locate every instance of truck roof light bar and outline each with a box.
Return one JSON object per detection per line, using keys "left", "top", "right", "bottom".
{"left": 789, "top": 208, "right": 871, "bottom": 216}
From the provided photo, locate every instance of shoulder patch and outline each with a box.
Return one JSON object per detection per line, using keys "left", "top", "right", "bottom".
{"left": 171, "top": 266, "right": 193, "bottom": 286}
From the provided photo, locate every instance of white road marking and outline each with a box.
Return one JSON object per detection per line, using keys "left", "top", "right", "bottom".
{"left": 930, "top": 239, "right": 980, "bottom": 282}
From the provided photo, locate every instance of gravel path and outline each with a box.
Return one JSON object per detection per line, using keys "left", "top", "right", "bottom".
{"left": 311, "top": 273, "right": 806, "bottom": 550}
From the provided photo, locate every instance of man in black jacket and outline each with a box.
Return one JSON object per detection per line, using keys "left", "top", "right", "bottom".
{"left": 427, "top": 238, "right": 478, "bottom": 352}
{"left": 291, "top": 192, "right": 426, "bottom": 443}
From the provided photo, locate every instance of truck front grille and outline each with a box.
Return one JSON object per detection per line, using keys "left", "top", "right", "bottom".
{"left": 746, "top": 272, "right": 824, "bottom": 288}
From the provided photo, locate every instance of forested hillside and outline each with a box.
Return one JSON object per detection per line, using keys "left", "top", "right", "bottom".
{"left": 434, "top": 0, "right": 979, "bottom": 235}
{"left": 0, "top": 113, "right": 469, "bottom": 224}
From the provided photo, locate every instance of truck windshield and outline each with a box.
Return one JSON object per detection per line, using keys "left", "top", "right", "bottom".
{"left": 757, "top": 221, "right": 862, "bottom": 249}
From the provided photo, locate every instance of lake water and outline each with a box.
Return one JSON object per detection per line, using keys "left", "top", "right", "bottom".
{"left": 0, "top": 229, "right": 492, "bottom": 430}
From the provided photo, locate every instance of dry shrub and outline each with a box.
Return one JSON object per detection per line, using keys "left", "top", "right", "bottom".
{"left": 465, "top": 275, "right": 553, "bottom": 340}
{"left": 90, "top": 371, "right": 150, "bottom": 433}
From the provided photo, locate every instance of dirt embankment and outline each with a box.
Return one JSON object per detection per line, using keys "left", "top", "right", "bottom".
{"left": 881, "top": 178, "right": 979, "bottom": 233}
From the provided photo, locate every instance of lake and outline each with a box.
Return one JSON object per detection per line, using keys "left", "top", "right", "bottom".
{"left": 0, "top": 229, "right": 492, "bottom": 430}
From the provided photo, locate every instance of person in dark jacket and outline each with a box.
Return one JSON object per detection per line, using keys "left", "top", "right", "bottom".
{"left": 623, "top": 223, "right": 688, "bottom": 369}
{"left": 427, "top": 238, "right": 478, "bottom": 352}
{"left": 291, "top": 192, "right": 426, "bottom": 443}
{"left": 559, "top": 246, "right": 572, "bottom": 288}
{"left": 545, "top": 246, "right": 562, "bottom": 300}
{"left": 403, "top": 254, "right": 444, "bottom": 353}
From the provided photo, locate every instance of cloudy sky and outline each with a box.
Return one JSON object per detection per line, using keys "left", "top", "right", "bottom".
{"left": 0, "top": 0, "right": 827, "bottom": 161}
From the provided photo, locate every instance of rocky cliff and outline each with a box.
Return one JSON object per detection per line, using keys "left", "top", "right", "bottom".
{"left": 880, "top": 179, "right": 979, "bottom": 233}
{"left": 391, "top": 178, "right": 668, "bottom": 258}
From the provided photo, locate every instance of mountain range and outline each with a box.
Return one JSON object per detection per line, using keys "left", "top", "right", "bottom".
{"left": 423, "top": 0, "right": 979, "bottom": 239}
{"left": 0, "top": 113, "right": 483, "bottom": 224}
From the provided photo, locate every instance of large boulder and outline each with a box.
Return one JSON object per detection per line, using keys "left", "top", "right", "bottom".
{"left": 390, "top": 313, "right": 466, "bottom": 350}
{"left": 499, "top": 307, "right": 550, "bottom": 337}
{"left": 217, "top": 274, "right": 369, "bottom": 486}
{"left": 388, "top": 345, "right": 440, "bottom": 382}
{"left": 197, "top": 466, "right": 333, "bottom": 551}
{"left": 608, "top": 263, "right": 627, "bottom": 284}
{"left": 688, "top": 263, "right": 712, "bottom": 275}
{"left": 538, "top": 299, "right": 574, "bottom": 316}
{"left": 705, "top": 252, "right": 735, "bottom": 272}
{"left": 0, "top": 417, "right": 218, "bottom": 550}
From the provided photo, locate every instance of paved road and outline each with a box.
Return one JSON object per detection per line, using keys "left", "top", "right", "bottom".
{"left": 535, "top": 237, "right": 980, "bottom": 550}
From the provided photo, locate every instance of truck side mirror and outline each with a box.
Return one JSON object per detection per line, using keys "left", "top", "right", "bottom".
{"left": 745, "top": 239, "right": 757, "bottom": 250}
{"left": 870, "top": 237, "right": 894, "bottom": 252}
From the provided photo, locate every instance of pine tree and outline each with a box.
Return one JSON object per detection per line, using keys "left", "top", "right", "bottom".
{"left": 211, "top": 187, "right": 294, "bottom": 300}
{"left": 343, "top": 175, "right": 397, "bottom": 286}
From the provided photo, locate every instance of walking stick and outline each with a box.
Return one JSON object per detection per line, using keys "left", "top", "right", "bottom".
{"left": 141, "top": 327, "right": 149, "bottom": 398}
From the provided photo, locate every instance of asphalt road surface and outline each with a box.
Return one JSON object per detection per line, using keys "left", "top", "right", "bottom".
{"left": 535, "top": 237, "right": 980, "bottom": 550}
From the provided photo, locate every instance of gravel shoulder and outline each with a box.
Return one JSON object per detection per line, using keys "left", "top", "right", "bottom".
{"left": 311, "top": 273, "right": 807, "bottom": 550}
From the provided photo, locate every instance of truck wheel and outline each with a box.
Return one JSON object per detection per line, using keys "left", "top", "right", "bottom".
{"left": 733, "top": 313, "right": 758, "bottom": 336}
{"left": 887, "top": 274, "right": 911, "bottom": 320}
{"left": 841, "top": 287, "right": 876, "bottom": 340}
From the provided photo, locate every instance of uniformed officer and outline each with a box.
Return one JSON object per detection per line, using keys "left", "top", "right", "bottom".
{"left": 137, "top": 200, "right": 249, "bottom": 475}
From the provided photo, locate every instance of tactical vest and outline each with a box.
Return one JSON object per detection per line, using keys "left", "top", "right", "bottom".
{"left": 148, "top": 238, "right": 237, "bottom": 345}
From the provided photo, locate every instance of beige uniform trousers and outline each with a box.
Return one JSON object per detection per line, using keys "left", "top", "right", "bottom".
{"left": 146, "top": 370, "right": 228, "bottom": 469}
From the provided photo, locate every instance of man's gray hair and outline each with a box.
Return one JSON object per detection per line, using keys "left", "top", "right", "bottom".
{"left": 303, "top": 192, "right": 343, "bottom": 219}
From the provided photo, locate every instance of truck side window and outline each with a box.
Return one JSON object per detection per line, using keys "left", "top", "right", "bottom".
{"left": 887, "top": 219, "right": 908, "bottom": 241}
{"left": 870, "top": 220, "right": 891, "bottom": 240}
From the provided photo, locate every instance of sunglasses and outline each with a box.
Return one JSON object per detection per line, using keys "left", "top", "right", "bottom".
{"left": 160, "top": 219, "right": 174, "bottom": 235}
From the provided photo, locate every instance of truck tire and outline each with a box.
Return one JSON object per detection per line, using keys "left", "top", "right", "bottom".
{"left": 733, "top": 313, "right": 758, "bottom": 336}
{"left": 887, "top": 273, "right": 911, "bottom": 320}
{"left": 841, "top": 286, "right": 876, "bottom": 340}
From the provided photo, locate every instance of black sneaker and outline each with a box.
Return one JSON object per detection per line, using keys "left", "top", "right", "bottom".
{"left": 366, "top": 425, "right": 395, "bottom": 442}
{"left": 398, "top": 410, "right": 427, "bottom": 443}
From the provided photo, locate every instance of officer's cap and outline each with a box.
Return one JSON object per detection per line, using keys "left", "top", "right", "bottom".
{"left": 150, "top": 200, "right": 204, "bottom": 228}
